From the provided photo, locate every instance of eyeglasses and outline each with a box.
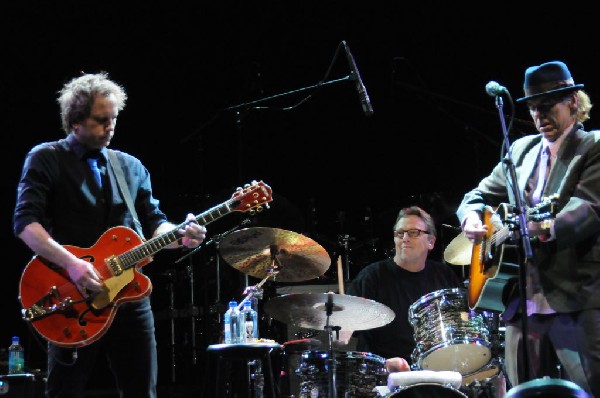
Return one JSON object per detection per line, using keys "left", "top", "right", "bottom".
{"left": 393, "top": 229, "right": 429, "bottom": 238}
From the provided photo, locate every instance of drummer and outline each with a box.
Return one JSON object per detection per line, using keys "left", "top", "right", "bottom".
{"left": 344, "top": 206, "right": 463, "bottom": 372}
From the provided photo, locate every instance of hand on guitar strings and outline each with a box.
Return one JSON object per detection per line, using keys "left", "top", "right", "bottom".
{"left": 462, "top": 211, "right": 488, "bottom": 244}
{"left": 178, "top": 213, "right": 207, "bottom": 249}
{"left": 66, "top": 258, "right": 103, "bottom": 296}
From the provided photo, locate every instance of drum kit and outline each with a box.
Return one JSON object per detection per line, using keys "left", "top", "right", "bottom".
{"left": 216, "top": 226, "right": 506, "bottom": 398}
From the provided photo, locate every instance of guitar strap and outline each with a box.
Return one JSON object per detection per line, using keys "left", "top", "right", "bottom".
{"left": 108, "top": 149, "right": 145, "bottom": 239}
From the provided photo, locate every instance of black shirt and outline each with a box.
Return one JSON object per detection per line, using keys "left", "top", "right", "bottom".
{"left": 13, "top": 134, "right": 168, "bottom": 247}
{"left": 346, "top": 257, "right": 463, "bottom": 363}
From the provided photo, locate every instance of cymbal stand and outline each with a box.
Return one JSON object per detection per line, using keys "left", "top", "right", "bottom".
{"left": 163, "top": 268, "right": 178, "bottom": 383}
{"left": 237, "top": 270, "right": 277, "bottom": 310}
{"left": 237, "top": 258, "right": 280, "bottom": 398}
{"left": 238, "top": 245, "right": 284, "bottom": 308}
{"left": 323, "top": 294, "right": 340, "bottom": 398}
{"left": 184, "top": 255, "right": 198, "bottom": 366}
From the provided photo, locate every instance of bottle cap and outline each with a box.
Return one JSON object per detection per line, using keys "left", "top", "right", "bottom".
{"left": 228, "top": 300, "right": 237, "bottom": 307}
{"left": 12, "top": 336, "right": 19, "bottom": 343}
{"left": 243, "top": 301, "right": 251, "bottom": 307}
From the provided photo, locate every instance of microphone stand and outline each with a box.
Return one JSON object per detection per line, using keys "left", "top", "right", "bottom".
{"left": 493, "top": 94, "right": 532, "bottom": 382}
{"left": 175, "top": 218, "right": 252, "bottom": 265}
{"left": 227, "top": 75, "right": 353, "bottom": 291}
{"left": 225, "top": 76, "right": 352, "bottom": 113}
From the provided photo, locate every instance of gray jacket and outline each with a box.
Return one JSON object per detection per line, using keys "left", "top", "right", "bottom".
{"left": 456, "top": 127, "right": 600, "bottom": 313}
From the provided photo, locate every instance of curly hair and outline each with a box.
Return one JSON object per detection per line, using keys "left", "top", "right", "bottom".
{"left": 57, "top": 72, "right": 127, "bottom": 134}
{"left": 577, "top": 90, "right": 593, "bottom": 123}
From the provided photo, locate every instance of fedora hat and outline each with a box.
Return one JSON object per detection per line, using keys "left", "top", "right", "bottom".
{"left": 516, "top": 61, "right": 584, "bottom": 103}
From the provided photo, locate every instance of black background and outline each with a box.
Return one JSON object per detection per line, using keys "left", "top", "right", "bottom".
{"left": 2, "top": 1, "right": 598, "bottom": 395}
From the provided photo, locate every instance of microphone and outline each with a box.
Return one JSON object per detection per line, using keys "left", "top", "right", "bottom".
{"left": 485, "top": 81, "right": 508, "bottom": 97}
{"left": 342, "top": 41, "right": 374, "bottom": 116}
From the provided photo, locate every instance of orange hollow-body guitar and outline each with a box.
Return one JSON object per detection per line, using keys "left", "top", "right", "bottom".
{"left": 19, "top": 181, "right": 272, "bottom": 348}
{"left": 468, "top": 195, "right": 557, "bottom": 312}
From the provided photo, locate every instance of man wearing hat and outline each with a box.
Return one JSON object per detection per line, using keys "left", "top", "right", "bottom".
{"left": 456, "top": 60, "right": 600, "bottom": 396}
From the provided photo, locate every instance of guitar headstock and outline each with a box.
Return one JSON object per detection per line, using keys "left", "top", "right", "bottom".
{"left": 230, "top": 180, "right": 273, "bottom": 214}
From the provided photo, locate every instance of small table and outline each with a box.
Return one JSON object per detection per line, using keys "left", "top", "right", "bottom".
{"left": 206, "top": 342, "right": 283, "bottom": 398}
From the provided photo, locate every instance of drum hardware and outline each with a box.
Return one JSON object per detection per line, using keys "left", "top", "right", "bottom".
{"left": 264, "top": 293, "right": 394, "bottom": 397}
{"left": 278, "top": 339, "right": 324, "bottom": 398}
{"left": 220, "top": 228, "right": 395, "bottom": 397}
{"left": 461, "top": 358, "right": 503, "bottom": 389}
{"left": 219, "top": 226, "right": 334, "bottom": 335}
{"left": 297, "top": 350, "right": 388, "bottom": 398}
{"left": 155, "top": 262, "right": 200, "bottom": 383}
{"left": 232, "top": 247, "right": 290, "bottom": 398}
{"left": 319, "top": 294, "right": 341, "bottom": 398}
{"left": 159, "top": 217, "right": 251, "bottom": 367}
{"left": 218, "top": 227, "right": 333, "bottom": 396}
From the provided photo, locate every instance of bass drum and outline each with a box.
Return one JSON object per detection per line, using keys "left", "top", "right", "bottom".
{"left": 387, "top": 383, "right": 467, "bottom": 397}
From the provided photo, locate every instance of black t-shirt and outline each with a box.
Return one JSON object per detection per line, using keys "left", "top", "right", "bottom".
{"left": 346, "top": 257, "right": 463, "bottom": 363}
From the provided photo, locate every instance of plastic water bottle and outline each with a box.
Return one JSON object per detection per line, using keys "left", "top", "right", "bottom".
{"left": 8, "top": 336, "right": 24, "bottom": 374}
{"left": 239, "top": 300, "right": 259, "bottom": 343}
{"left": 224, "top": 300, "right": 241, "bottom": 344}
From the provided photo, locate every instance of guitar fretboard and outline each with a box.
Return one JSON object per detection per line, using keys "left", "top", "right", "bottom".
{"left": 116, "top": 199, "right": 236, "bottom": 271}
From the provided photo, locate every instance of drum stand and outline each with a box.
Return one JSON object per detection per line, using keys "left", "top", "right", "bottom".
{"left": 235, "top": 250, "right": 283, "bottom": 398}
{"left": 323, "top": 294, "right": 341, "bottom": 398}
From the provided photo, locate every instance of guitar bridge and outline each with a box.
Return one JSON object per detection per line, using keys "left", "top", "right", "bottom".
{"left": 22, "top": 286, "right": 75, "bottom": 321}
{"left": 106, "top": 255, "right": 123, "bottom": 276}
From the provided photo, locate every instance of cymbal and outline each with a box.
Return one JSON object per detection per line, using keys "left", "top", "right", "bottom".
{"left": 220, "top": 227, "right": 330, "bottom": 282}
{"left": 263, "top": 293, "right": 395, "bottom": 331}
{"left": 444, "top": 232, "right": 473, "bottom": 265}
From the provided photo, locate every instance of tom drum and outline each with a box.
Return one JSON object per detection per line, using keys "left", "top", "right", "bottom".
{"left": 408, "top": 288, "right": 492, "bottom": 376}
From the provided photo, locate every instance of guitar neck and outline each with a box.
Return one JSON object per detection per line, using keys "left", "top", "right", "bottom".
{"left": 116, "top": 198, "right": 237, "bottom": 271}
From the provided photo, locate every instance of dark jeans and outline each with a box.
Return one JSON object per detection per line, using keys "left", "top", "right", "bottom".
{"left": 505, "top": 308, "right": 600, "bottom": 398}
{"left": 46, "top": 298, "right": 157, "bottom": 398}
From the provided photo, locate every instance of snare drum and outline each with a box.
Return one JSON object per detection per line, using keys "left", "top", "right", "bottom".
{"left": 409, "top": 288, "right": 491, "bottom": 376}
{"left": 296, "top": 350, "right": 388, "bottom": 397}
